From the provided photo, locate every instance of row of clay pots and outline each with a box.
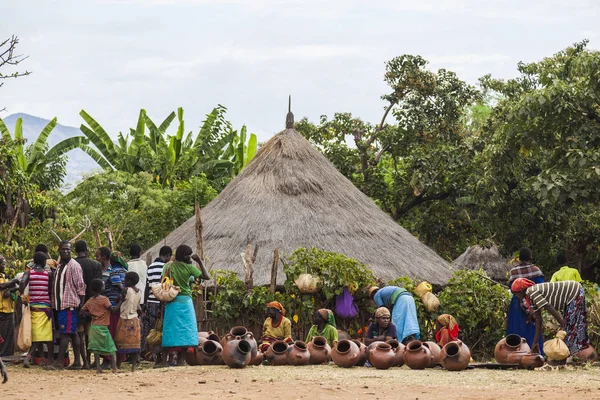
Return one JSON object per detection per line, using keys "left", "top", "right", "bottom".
{"left": 263, "top": 340, "right": 312, "bottom": 365}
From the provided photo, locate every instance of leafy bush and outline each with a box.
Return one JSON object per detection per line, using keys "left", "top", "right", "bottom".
{"left": 438, "top": 269, "right": 511, "bottom": 359}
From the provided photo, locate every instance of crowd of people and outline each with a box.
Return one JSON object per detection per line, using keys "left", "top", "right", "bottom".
{"left": 0, "top": 242, "right": 593, "bottom": 379}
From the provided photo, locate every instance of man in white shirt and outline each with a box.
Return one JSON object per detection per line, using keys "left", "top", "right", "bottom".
{"left": 127, "top": 244, "right": 147, "bottom": 306}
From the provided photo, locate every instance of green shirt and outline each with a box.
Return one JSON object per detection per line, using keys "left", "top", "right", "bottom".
{"left": 305, "top": 324, "right": 338, "bottom": 347}
{"left": 550, "top": 266, "right": 582, "bottom": 283}
{"left": 162, "top": 261, "right": 202, "bottom": 297}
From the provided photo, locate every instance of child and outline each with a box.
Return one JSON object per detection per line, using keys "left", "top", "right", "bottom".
{"left": 435, "top": 314, "right": 460, "bottom": 347}
{"left": 81, "top": 279, "right": 118, "bottom": 373}
{"left": 115, "top": 272, "right": 142, "bottom": 371}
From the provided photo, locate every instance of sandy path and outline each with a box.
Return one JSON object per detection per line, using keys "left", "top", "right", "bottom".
{"left": 4, "top": 363, "right": 600, "bottom": 399}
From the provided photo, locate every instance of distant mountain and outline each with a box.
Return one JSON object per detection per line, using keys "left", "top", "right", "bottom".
{"left": 2, "top": 113, "right": 102, "bottom": 191}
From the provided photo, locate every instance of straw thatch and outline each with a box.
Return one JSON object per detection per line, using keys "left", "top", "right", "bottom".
{"left": 143, "top": 122, "right": 452, "bottom": 286}
{"left": 453, "top": 245, "right": 511, "bottom": 283}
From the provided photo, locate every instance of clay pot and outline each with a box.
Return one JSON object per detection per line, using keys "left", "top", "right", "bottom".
{"left": 440, "top": 340, "right": 471, "bottom": 371}
{"left": 265, "top": 340, "right": 289, "bottom": 366}
{"left": 404, "top": 340, "right": 432, "bottom": 370}
{"left": 494, "top": 334, "right": 531, "bottom": 364}
{"left": 249, "top": 351, "right": 264, "bottom": 366}
{"left": 520, "top": 353, "right": 545, "bottom": 369}
{"left": 286, "top": 341, "right": 311, "bottom": 366}
{"left": 222, "top": 338, "right": 252, "bottom": 368}
{"left": 331, "top": 339, "right": 360, "bottom": 368}
{"left": 221, "top": 326, "right": 258, "bottom": 362}
{"left": 423, "top": 341, "right": 442, "bottom": 367}
{"left": 386, "top": 339, "right": 405, "bottom": 367}
{"left": 307, "top": 336, "right": 332, "bottom": 365}
{"left": 575, "top": 345, "right": 598, "bottom": 362}
{"left": 352, "top": 340, "right": 368, "bottom": 366}
{"left": 196, "top": 340, "right": 223, "bottom": 365}
{"left": 368, "top": 342, "right": 396, "bottom": 370}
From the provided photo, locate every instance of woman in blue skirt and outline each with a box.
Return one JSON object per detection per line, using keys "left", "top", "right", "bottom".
{"left": 159, "top": 245, "right": 209, "bottom": 367}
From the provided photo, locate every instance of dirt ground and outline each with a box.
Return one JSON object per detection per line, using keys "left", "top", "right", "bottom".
{"left": 4, "top": 362, "right": 600, "bottom": 400}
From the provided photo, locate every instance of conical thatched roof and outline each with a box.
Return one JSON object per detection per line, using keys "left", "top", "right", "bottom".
{"left": 453, "top": 245, "right": 511, "bottom": 283}
{"left": 143, "top": 122, "right": 452, "bottom": 286}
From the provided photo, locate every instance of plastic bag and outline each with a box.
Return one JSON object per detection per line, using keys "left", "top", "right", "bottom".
{"left": 421, "top": 291, "right": 440, "bottom": 313}
{"left": 414, "top": 281, "right": 433, "bottom": 298}
{"left": 544, "top": 330, "right": 570, "bottom": 361}
{"left": 17, "top": 304, "right": 32, "bottom": 351}
{"left": 335, "top": 287, "right": 359, "bottom": 319}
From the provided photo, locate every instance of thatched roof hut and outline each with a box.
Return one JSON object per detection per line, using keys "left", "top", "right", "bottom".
{"left": 143, "top": 113, "right": 452, "bottom": 286}
{"left": 453, "top": 245, "right": 511, "bottom": 283}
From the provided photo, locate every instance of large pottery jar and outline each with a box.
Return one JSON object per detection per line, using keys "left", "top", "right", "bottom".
{"left": 331, "top": 339, "right": 360, "bottom": 368}
{"left": 423, "top": 341, "right": 442, "bottom": 367}
{"left": 368, "top": 342, "right": 396, "bottom": 370}
{"left": 386, "top": 339, "right": 405, "bottom": 367}
{"left": 265, "top": 340, "right": 289, "bottom": 366}
{"left": 307, "top": 336, "right": 332, "bottom": 365}
{"left": 440, "top": 340, "right": 470, "bottom": 371}
{"left": 222, "top": 339, "right": 252, "bottom": 368}
{"left": 352, "top": 340, "right": 368, "bottom": 366}
{"left": 575, "top": 345, "right": 599, "bottom": 362}
{"left": 404, "top": 340, "right": 432, "bottom": 370}
{"left": 494, "top": 334, "right": 530, "bottom": 364}
{"left": 286, "top": 341, "right": 311, "bottom": 366}
{"left": 196, "top": 340, "right": 224, "bottom": 365}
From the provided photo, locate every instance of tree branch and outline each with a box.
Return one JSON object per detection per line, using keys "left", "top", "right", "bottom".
{"left": 393, "top": 191, "right": 451, "bottom": 220}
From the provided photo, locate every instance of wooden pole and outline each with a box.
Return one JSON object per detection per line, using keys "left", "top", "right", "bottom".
{"left": 270, "top": 248, "right": 279, "bottom": 293}
{"left": 242, "top": 244, "right": 257, "bottom": 290}
{"left": 195, "top": 201, "right": 204, "bottom": 262}
{"left": 104, "top": 229, "right": 113, "bottom": 251}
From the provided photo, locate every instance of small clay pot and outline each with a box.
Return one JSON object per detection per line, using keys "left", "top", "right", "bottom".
{"left": 404, "top": 340, "right": 431, "bottom": 370}
{"left": 494, "top": 334, "right": 531, "bottom": 364}
{"left": 423, "top": 341, "right": 442, "bottom": 367}
{"left": 352, "top": 340, "right": 368, "bottom": 366}
{"left": 307, "top": 336, "right": 332, "bottom": 365}
{"left": 222, "top": 339, "right": 252, "bottom": 369}
{"left": 386, "top": 339, "right": 405, "bottom": 367}
{"left": 368, "top": 342, "right": 396, "bottom": 370}
{"left": 331, "top": 339, "right": 360, "bottom": 368}
{"left": 249, "top": 351, "right": 264, "bottom": 366}
{"left": 575, "top": 345, "right": 599, "bottom": 362}
{"left": 265, "top": 340, "right": 289, "bottom": 366}
{"left": 520, "top": 353, "right": 545, "bottom": 369}
{"left": 286, "top": 341, "right": 311, "bottom": 366}
{"left": 440, "top": 340, "right": 471, "bottom": 371}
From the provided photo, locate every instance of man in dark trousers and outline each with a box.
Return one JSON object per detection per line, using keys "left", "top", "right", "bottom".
{"left": 75, "top": 240, "right": 102, "bottom": 369}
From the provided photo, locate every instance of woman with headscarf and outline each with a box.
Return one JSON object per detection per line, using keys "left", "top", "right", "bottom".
{"left": 305, "top": 309, "right": 338, "bottom": 347}
{"left": 511, "top": 278, "right": 590, "bottom": 355}
{"left": 369, "top": 285, "right": 420, "bottom": 345}
{"left": 507, "top": 248, "right": 544, "bottom": 352}
{"left": 259, "top": 301, "right": 293, "bottom": 352}
{"left": 435, "top": 314, "right": 460, "bottom": 347}
{"left": 365, "top": 307, "right": 397, "bottom": 345}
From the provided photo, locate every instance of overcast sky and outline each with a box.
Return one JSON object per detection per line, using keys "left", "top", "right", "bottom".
{"left": 2, "top": 0, "right": 599, "bottom": 141}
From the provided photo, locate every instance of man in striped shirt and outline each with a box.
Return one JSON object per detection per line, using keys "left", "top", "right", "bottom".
{"left": 142, "top": 246, "right": 172, "bottom": 360}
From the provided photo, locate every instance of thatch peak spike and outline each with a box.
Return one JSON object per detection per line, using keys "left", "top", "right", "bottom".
{"left": 285, "top": 95, "right": 294, "bottom": 129}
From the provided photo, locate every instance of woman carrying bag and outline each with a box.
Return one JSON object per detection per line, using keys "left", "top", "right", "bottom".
{"left": 157, "top": 245, "right": 209, "bottom": 367}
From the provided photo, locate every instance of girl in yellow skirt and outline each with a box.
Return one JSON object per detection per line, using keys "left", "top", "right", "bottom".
{"left": 19, "top": 252, "right": 55, "bottom": 368}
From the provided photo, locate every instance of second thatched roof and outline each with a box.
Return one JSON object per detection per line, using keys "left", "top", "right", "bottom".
{"left": 144, "top": 121, "right": 452, "bottom": 286}
{"left": 453, "top": 245, "right": 511, "bottom": 282}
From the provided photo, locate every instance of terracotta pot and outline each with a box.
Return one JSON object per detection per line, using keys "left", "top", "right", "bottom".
{"left": 265, "top": 340, "right": 289, "bottom": 366}
{"left": 307, "top": 336, "right": 332, "bottom": 365}
{"left": 368, "top": 342, "right": 396, "bottom": 370}
{"left": 352, "top": 340, "right": 368, "bottom": 366}
{"left": 520, "top": 353, "right": 545, "bottom": 369}
{"left": 221, "top": 326, "right": 257, "bottom": 361}
{"left": 423, "top": 341, "right": 442, "bottom": 367}
{"left": 331, "top": 339, "right": 360, "bottom": 368}
{"left": 494, "top": 334, "right": 531, "bottom": 364}
{"left": 222, "top": 338, "right": 252, "bottom": 368}
{"left": 575, "top": 345, "right": 598, "bottom": 362}
{"left": 196, "top": 340, "right": 223, "bottom": 365}
{"left": 440, "top": 340, "right": 471, "bottom": 371}
{"left": 249, "top": 351, "right": 264, "bottom": 366}
{"left": 386, "top": 339, "right": 405, "bottom": 367}
{"left": 404, "top": 340, "right": 431, "bottom": 370}
{"left": 286, "top": 341, "right": 311, "bottom": 366}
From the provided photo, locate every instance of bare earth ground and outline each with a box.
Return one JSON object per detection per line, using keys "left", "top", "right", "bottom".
{"left": 4, "top": 363, "right": 600, "bottom": 400}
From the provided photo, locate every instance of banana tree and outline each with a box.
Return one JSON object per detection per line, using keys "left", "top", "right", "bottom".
{"left": 222, "top": 125, "right": 258, "bottom": 176}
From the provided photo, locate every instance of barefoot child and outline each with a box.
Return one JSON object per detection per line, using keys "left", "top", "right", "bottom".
{"left": 81, "top": 279, "right": 118, "bottom": 373}
{"left": 115, "top": 272, "right": 142, "bottom": 371}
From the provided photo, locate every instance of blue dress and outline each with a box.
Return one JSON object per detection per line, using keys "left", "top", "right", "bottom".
{"left": 374, "top": 286, "right": 420, "bottom": 342}
{"left": 506, "top": 275, "right": 544, "bottom": 354}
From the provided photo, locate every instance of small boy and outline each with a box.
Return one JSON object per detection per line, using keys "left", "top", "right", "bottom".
{"left": 115, "top": 272, "right": 142, "bottom": 372}
{"left": 81, "top": 279, "right": 118, "bottom": 373}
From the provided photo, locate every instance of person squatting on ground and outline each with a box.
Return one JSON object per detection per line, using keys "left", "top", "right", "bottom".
{"left": 260, "top": 301, "right": 293, "bottom": 352}
{"left": 365, "top": 306, "right": 397, "bottom": 345}
{"left": 305, "top": 308, "right": 338, "bottom": 347}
